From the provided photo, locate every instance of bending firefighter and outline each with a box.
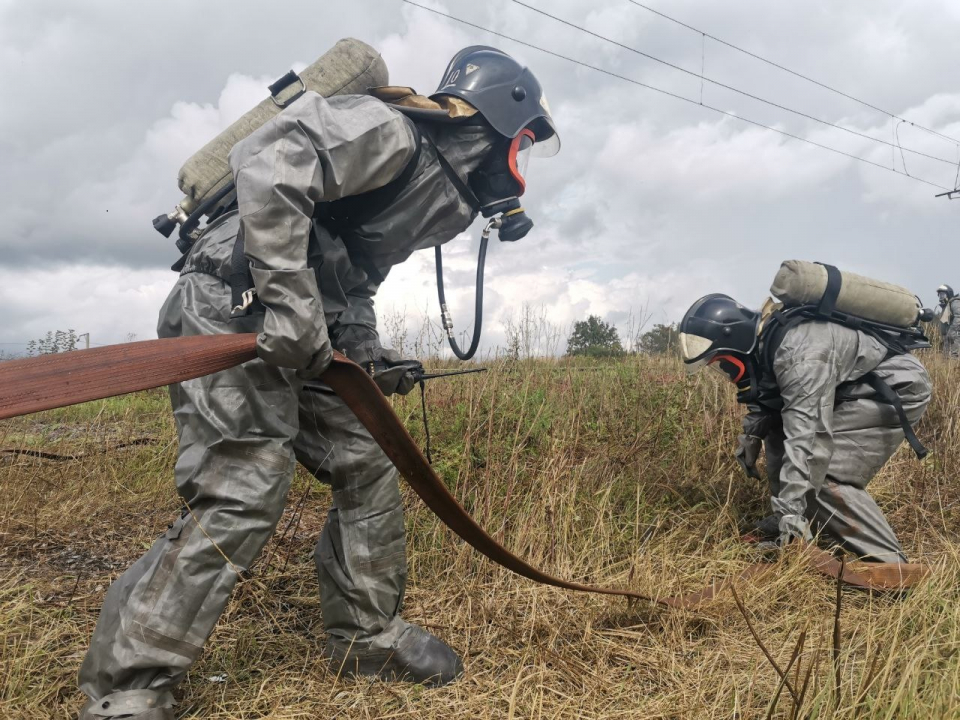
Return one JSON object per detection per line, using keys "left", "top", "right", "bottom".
{"left": 679, "top": 267, "right": 931, "bottom": 564}
{"left": 936, "top": 284, "right": 960, "bottom": 357}
{"left": 78, "top": 46, "right": 559, "bottom": 719}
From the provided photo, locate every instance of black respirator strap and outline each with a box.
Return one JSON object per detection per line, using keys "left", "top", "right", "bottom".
{"left": 422, "top": 132, "right": 481, "bottom": 213}
{"left": 815, "top": 262, "right": 842, "bottom": 319}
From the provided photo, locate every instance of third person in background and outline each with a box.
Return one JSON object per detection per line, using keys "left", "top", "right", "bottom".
{"left": 936, "top": 284, "right": 960, "bottom": 357}
{"left": 678, "top": 268, "right": 931, "bottom": 564}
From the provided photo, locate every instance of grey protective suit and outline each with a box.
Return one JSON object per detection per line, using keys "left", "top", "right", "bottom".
{"left": 939, "top": 297, "right": 960, "bottom": 357}
{"left": 742, "top": 321, "right": 931, "bottom": 562}
{"left": 79, "top": 91, "right": 496, "bottom": 717}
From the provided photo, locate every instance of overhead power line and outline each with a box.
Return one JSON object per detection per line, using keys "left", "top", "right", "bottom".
{"left": 624, "top": 0, "right": 960, "bottom": 147}
{"left": 401, "top": 0, "right": 950, "bottom": 190}
{"left": 513, "top": 1, "right": 958, "bottom": 167}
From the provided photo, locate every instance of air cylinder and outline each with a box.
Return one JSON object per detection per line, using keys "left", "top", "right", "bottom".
{"left": 176, "top": 38, "right": 388, "bottom": 216}
{"left": 770, "top": 259, "right": 920, "bottom": 328}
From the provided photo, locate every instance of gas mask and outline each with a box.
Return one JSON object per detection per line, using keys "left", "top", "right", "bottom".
{"left": 428, "top": 124, "right": 544, "bottom": 360}
{"left": 468, "top": 129, "right": 536, "bottom": 242}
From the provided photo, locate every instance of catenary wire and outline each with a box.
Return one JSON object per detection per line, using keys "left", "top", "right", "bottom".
{"left": 401, "top": 0, "right": 950, "bottom": 191}
{"left": 513, "top": 1, "right": 958, "bottom": 167}
{"left": 623, "top": 0, "right": 960, "bottom": 147}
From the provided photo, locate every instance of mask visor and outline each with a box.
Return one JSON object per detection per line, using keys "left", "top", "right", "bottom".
{"left": 531, "top": 132, "right": 560, "bottom": 158}
{"left": 679, "top": 331, "right": 713, "bottom": 372}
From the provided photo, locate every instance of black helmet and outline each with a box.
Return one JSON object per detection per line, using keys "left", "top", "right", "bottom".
{"left": 679, "top": 294, "right": 761, "bottom": 375}
{"left": 431, "top": 46, "right": 560, "bottom": 157}
{"left": 937, "top": 284, "right": 954, "bottom": 299}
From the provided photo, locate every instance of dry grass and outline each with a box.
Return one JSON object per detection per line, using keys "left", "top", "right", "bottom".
{"left": 1, "top": 352, "right": 958, "bottom": 719}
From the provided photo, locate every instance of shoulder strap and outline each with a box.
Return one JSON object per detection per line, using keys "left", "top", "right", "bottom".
{"left": 228, "top": 226, "right": 262, "bottom": 316}
{"left": 759, "top": 308, "right": 808, "bottom": 375}
{"left": 815, "top": 262, "right": 843, "bottom": 318}
{"left": 421, "top": 128, "right": 481, "bottom": 213}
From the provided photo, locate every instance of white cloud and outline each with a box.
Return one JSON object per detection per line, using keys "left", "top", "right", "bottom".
{"left": 2, "top": 0, "right": 960, "bottom": 356}
{"left": 0, "top": 264, "right": 172, "bottom": 351}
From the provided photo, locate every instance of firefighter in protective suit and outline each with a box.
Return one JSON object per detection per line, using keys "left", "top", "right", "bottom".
{"left": 78, "top": 47, "right": 559, "bottom": 719}
{"left": 679, "top": 295, "right": 931, "bottom": 563}
{"left": 936, "top": 284, "right": 960, "bottom": 357}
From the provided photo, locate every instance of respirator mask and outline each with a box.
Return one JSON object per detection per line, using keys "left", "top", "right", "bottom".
{"left": 430, "top": 124, "right": 547, "bottom": 360}
{"left": 468, "top": 128, "right": 536, "bottom": 242}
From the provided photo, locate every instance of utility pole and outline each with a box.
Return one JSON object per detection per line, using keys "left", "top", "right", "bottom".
{"left": 77, "top": 333, "right": 90, "bottom": 350}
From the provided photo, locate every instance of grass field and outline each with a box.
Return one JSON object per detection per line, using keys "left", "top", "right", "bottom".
{"left": 1, "top": 350, "right": 958, "bottom": 719}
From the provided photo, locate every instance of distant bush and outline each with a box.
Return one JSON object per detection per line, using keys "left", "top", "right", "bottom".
{"left": 566, "top": 315, "right": 624, "bottom": 357}
{"left": 638, "top": 323, "right": 681, "bottom": 356}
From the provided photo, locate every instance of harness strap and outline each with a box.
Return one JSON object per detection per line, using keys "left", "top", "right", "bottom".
{"left": 228, "top": 227, "right": 262, "bottom": 316}
{"left": 815, "top": 262, "right": 843, "bottom": 318}
{"left": 229, "top": 226, "right": 249, "bottom": 311}
{"left": 860, "top": 371, "right": 929, "bottom": 459}
{"left": 421, "top": 130, "right": 481, "bottom": 213}
{"left": 759, "top": 310, "right": 928, "bottom": 459}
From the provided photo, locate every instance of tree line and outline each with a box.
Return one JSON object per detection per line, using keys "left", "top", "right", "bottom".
{"left": 565, "top": 315, "right": 680, "bottom": 357}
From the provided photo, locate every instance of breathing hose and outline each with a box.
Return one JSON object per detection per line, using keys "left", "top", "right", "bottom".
{"left": 435, "top": 216, "right": 500, "bottom": 360}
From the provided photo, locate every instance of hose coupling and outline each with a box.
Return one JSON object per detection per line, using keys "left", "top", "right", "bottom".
{"left": 440, "top": 303, "right": 454, "bottom": 338}
{"left": 481, "top": 216, "right": 503, "bottom": 240}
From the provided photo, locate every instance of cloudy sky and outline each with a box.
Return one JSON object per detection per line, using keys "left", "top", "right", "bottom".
{"left": 2, "top": 0, "right": 959, "bottom": 356}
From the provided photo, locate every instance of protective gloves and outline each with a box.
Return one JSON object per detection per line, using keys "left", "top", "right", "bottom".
{"left": 367, "top": 349, "right": 423, "bottom": 396}
{"left": 734, "top": 433, "right": 763, "bottom": 480}
{"left": 249, "top": 266, "right": 333, "bottom": 379}
{"left": 336, "top": 338, "right": 423, "bottom": 396}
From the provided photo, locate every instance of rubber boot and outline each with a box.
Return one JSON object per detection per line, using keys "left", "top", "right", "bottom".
{"left": 80, "top": 705, "right": 174, "bottom": 719}
{"left": 80, "top": 712, "right": 173, "bottom": 720}
{"left": 741, "top": 514, "right": 780, "bottom": 544}
{"left": 324, "top": 620, "right": 463, "bottom": 687}
{"left": 79, "top": 690, "right": 176, "bottom": 719}
{"left": 740, "top": 515, "right": 780, "bottom": 551}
